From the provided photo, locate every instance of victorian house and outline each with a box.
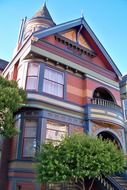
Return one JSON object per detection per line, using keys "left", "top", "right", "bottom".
{"left": 1, "top": 3, "right": 126, "bottom": 190}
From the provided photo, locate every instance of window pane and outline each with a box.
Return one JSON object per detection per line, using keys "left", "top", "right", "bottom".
{"left": 26, "top": 77, "right": 38, "bottom": 90}
{"left": 43, "top": 79, "right": 63, "bottom": 97}
{"left": 24, "top": 127, "right": 36, "bottom": 137}
{"left": 24, "top": 119, "right": 38, "bottom": 127}
{"left": 23, "top": 138, "right": 36, "bottom": 157}
{"left": 44, "top": 67, "right": 64, "bottom": 84}
{"left": 28, "top": 63, "right": 39, "bottom": 76}
{"left": 17, "top": 65, "right": 23, "bottom": 81}
{"left": 46, "top": 121, "right": 68, "bottom": 142}
{"left": 46, "top": 129, "right": 66, "bottom": 141}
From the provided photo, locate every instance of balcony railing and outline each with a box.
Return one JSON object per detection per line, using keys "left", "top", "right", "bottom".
{"left": 91, "top": 98, "right": 121, "bottom": 110}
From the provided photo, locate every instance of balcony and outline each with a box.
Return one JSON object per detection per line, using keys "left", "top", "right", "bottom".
{"left": 91, "top": 98, "right": 121, "bottom": 110}
{"left": 85, "top": 98, "right": 125, "bottom": 127}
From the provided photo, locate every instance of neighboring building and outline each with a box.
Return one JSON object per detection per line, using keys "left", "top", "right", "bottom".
{"left": 120, "top": 74, "right": 127, "bottom": 149}
{"left": 0, "top": 58, "right": 8, "bottom": 74}
{"left": 1, "top": 3, "right": 126, "bottom": 190}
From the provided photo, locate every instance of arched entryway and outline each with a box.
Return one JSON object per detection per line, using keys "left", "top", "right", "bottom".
{"left": 97, "top": 131, "right": 122, "bottom": 149}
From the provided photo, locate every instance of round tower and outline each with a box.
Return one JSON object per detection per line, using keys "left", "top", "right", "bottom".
{"left": 24, "top": 2, "right": 55, "bottom": 39}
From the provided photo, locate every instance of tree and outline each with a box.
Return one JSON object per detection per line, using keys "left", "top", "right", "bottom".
{"left": 0, "top": 76, "right": 26, "bottom": 137}
{"left": 35, "top": 133, "right": 125, "bottom": 190}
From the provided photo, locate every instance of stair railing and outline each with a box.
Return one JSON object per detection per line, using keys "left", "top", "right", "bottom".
{"left": 97, "top": 176, "right": 125, "bottom": 190}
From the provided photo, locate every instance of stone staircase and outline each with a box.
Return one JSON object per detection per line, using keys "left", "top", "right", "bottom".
{"left": 112, "top": 176, "right": 127, "bottom": 190}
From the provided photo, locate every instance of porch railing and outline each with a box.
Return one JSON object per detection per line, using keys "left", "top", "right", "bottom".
{"left": 91, "top": 98, "right": 121, "bottom": 110}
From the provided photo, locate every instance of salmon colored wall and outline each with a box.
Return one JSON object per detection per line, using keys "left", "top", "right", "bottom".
{"left": 92, "top": 56, "right": 108, "bottom": 69}
{"left": 66, "top": 73, "right": 84, "bottom": 105}
{"left": 66, "top": 73, "right": 121, "bottom": 106}
{"left": 83, "top": 30, "right": 114, "bottom": 72}
{"left": 43, "top": 36, "right": 56, "bottom": 44}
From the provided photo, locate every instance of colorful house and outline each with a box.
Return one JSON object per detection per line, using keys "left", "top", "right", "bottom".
{"left": 1, "top": 3, "right": 126, "bottom": 190}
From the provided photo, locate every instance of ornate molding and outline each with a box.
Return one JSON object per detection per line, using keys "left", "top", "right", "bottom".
{"left": 43, "top": 110, "right": 83, "bottom": 126}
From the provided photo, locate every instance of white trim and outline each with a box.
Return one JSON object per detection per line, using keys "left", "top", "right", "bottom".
{"left": 2, "top": 39, "right": 31, "bottom": 77}
{"left": 31, "top": 45, "right": 119, "bottom": 89}
{"left": 27, "top": 93, "right": 84, "bottom": 113}
{"left": 85, "top": 74, "right": 119, "bottom": 90}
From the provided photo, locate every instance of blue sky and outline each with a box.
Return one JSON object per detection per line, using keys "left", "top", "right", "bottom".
{"left": 0, "top": 0, "right": 127, "bottom": 75}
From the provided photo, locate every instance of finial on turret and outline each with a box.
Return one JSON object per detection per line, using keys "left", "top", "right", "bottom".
{"left": 43, "top": 0, "right": 48, "bottom": 7}
{"left": 81, "top": 10, "right": 84, "bottom": 18}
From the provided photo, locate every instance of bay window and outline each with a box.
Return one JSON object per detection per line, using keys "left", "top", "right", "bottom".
{"left": 22, "top": 119, "right": 38, "bottom": 158}
{"left": 43, "top": 67, "right": 64, "bottom": 98}
{"left": 26, "top": 63, "right": 40, "bottom": 91}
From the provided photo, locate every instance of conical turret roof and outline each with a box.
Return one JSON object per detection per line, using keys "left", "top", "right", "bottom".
{"left": 32, "top": 2, "right": 55, "bottom": 24}
{"left": 23, "top": 3, "right": 55, "bottom": 40}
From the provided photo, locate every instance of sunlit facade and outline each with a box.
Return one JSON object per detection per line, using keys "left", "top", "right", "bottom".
{"left": 0, "top": 3, "right": 126, "bottom": 190}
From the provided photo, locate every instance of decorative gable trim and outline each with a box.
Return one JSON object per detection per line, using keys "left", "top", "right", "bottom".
{"left": 33, "top": 17, "right": 122, "bottom": 78}
{"left": 55, "top": 34, "right": 96, "bottom": 58}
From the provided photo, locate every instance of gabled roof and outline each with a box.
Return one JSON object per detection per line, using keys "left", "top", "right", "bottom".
{"left": 33, "top": 17, "right": 122, "bottom": 78}
{"left": 0, "top": 58, "right": 9, "bottom": 71}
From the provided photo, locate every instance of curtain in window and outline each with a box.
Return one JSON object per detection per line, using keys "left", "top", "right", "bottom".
{"left": 43, "top": 67, "right": 64, "bottom": 97}
{"left": 22, "top": 119, "right": 37, "bottom": 157}
{"left": 26, "top": 63, "right": 39, "bottom": 91}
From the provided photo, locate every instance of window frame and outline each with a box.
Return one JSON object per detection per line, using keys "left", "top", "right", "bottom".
{"left": 26, "top": 62, "right": 40, "bottom": 91}
{"left": 21, "top": 118, "right": 38, "bottom": 159}
{"left": 17, "top": 64, "right": 24, "bottom": 88}
{"left": 43, "top": 66, "right": 64, "bottom": 98}
{"left": 45, "top": 120, "right": 69, "bottom": 144}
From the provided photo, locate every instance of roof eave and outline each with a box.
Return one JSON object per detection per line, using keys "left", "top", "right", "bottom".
{"left": 33, "top": 17, "right": 122, "bottom": 79}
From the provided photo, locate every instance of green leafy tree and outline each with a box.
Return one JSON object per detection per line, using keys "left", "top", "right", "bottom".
{"left": 0, "top": 76, "right": 26, "bottom": 137}
{"left": 35, "top": 133, "right": 125, "bottom": 190}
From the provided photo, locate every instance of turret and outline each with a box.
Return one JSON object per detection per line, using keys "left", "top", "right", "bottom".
{"left": 24, "top": 2, "right": 55, "bottom": 39}
{"left": 14, "top": 3, "right": 55, "bottom": 54}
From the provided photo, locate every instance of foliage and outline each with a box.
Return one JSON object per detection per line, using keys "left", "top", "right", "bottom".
{"left": 35, "top": 133, "right": 125, "bottom": 189}
{"left": 0, "top": 76, "right": 26, "bottom": 137}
